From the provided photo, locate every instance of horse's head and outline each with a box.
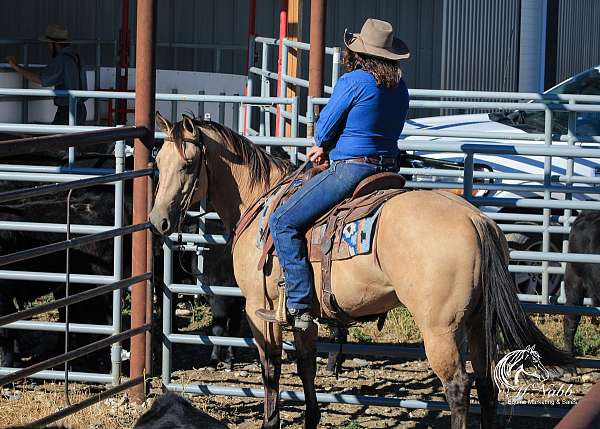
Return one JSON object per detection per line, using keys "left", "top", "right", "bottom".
{"left": 149, "top": 112, "right": 208, "bottom": 236}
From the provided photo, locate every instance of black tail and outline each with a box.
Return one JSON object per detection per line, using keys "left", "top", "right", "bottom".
{"left": 471, "top": 217, "right": 572, "bottom": 369}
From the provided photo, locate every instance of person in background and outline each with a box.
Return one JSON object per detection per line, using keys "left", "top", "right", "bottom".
{"left": 6, "top": 24, "right": 88, "bottom": 125}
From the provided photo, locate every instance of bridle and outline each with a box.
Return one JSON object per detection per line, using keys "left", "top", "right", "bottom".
{"left": 160, "top": 124, "right": 207, "bottom": 232}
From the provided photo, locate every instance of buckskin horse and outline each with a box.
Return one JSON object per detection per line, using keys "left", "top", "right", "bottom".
{"left": 149, "top": 113, "right": 570, "bottom": 429}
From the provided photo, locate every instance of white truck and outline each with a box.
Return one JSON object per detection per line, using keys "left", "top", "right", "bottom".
{"left": 401, "top": 66, "right": 600, "bottom": 295}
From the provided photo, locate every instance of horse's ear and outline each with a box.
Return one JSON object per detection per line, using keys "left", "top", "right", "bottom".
{"left": 182, "top": 114, "right": 197, "bottom": 136}
{"left": 155, "top": 111, "right": 173, "bottom": 134}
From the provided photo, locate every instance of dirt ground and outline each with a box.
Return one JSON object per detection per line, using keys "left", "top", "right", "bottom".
{"left": 1, "top": 352, "right": 598, "bottom": 428}
{"left": 0, "top": 306, "right": 598, "bottom": 428}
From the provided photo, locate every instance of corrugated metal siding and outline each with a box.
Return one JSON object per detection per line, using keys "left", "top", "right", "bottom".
{"left": 0, "top": 0, "right": 260, "bottom": 75}
{"left": 0, "top": 1, "right": 442, "bottom": 86}
{"left": 298, "top": 0, "right": 443, "bottom": 92}
{"left": 441, "top": 0, "right": 520, "bottom": 92}
{"left": 556, "top": 0, "right": 600, "bottom": 83}
{"left": 0, "top": 0, "right": 119, "bottom": 69}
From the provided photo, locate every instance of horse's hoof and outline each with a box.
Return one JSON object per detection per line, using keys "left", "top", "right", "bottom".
{"left": 207, "top": 359, "right": 219, "bottom": 370}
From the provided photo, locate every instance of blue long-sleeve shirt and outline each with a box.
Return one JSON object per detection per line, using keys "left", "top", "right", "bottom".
{"left": 314, "top": 69, "right": 409, "bottom": 161}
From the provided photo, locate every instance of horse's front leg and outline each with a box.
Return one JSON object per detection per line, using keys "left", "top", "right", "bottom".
{"left": 293, "top": 323, "right": 320, "bottom": 429}
{"left": 247, "top": 304, "right": 283, "bottom": 429}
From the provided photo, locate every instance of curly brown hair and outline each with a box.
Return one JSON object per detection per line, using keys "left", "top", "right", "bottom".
{"left": 343, "top": 49, "right": 402, "bottom": 89}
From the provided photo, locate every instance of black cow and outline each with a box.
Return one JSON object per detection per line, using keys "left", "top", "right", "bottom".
{"left": 0, "top": 189, "right": 124, "bottom": 368}
{"left": 0, "top": 134, "right": 244, "bottom": 372}
{"left": 563, "top": 210, "right": 600, "bottom": 355}
{"left": 133, "top": 392, "right": 228, "bottom": 429}
{"left": 200, "top": 220, "right": 244, "bottom": 369}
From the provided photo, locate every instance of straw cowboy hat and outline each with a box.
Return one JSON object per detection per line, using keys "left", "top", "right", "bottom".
{"left": 344, "top": 18, "right": 410, "bottom": 61}
{"left": 38, "top": 24, "right": 71, "bottom": 44}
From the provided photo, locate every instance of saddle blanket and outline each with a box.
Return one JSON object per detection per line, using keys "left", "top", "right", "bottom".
{"left": 308, "top": 208, "right": 382, "bottom": 261}
{"left": 255, "top": 185, "right": 383, "bottom": 262}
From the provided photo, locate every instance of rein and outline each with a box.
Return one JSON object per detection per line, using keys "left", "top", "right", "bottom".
{"left": 231, "top": 160, "right": 309, "bottom": 251}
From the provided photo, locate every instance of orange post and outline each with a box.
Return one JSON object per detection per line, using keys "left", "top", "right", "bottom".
{"left": 307, "top": 0, "right": 326, "bottom": 137}
{"left": 130, "top": 0, "right": 156, "bottom": 402}
{"left": 275, "top": 0, "right": 288, "bottom": 136}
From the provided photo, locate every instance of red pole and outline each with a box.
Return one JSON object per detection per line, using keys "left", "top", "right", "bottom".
{"left": 308, "top": 0, "right": 326, "bottom": 137}
{"left": 248, "top": 0, "right": 257, "bottom": 47}
{"left": 275, "top": 0, "right": 288, "bottom": 136}
{"left": 243, "top": 0, "right": 257, "bottom": 134}
{"left": 130, "top": 0, "right": 156, "bottom": 402}
{"left": 555, "top": 381, "right": 600, "bottom": 429}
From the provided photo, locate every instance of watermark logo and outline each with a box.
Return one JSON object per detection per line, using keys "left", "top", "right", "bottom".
{"left": 493, "top": 345, "right": 575, "bottom": 406}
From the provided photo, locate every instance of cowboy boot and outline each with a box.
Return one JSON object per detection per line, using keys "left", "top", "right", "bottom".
{"left": 255, "top": 282, "right": 314, "bottom": 331}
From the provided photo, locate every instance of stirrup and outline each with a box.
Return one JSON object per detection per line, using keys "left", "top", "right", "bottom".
{"left": 255, "top": 281, "right": 289, "bottom": 326}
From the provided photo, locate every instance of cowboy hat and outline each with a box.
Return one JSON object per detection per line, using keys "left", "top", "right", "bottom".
{"left": 344, "top": 18, "right": 410, "bottom": 61}
{"left": 38, "top": 24, "right": 71, "bottom": 44}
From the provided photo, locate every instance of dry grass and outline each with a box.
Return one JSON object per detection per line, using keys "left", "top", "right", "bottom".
{"left": 348, "top": 307, "right": 421, "bottom": 345}
{"left": 0, "top": 381, "right": 146, "bottom": 428}
{"left": 347, "top": 306, "right": 600, "bottom": 357}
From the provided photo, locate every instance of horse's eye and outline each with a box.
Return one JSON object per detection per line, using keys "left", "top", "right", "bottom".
{"left": 182, "top": 161, "right": 194, "bottom": 173}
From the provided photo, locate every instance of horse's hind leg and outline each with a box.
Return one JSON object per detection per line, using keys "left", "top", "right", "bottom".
{"left": 422, "top": 328, "right": 473, "bottom": 429}
{"left": 293, "top": 323, "right": 320, "bottom": 429}
{"left": 467, "top": 311, "right": 498, "bottom": 429}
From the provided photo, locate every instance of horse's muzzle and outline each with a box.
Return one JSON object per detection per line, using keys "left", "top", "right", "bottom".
{"left": 149, "top": 208, "right": 175, "bottom": 236}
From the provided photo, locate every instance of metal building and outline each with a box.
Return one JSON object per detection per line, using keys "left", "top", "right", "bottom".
{"left": 1, "top": 1, "right": 600, "bottom": 94}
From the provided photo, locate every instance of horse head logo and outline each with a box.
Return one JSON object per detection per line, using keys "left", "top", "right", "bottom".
{"left": 493, "top": 345, "right": 550, "bottom": 392}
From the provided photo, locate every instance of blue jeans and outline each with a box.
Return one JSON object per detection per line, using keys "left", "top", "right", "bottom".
{"left": 268, "top": 160, "right": 381, "bottom": 310}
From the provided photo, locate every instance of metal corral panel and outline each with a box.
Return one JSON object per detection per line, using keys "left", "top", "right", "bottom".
{"left": 556, "top": 0, "right": 600, "bottom": 83}
{"left": 441, "top": 0, "right": 520, "bottom": 92}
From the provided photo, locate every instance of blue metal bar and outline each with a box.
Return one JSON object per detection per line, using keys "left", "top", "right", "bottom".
{"left": 0, "top": 368, "right": 111, "bottom": 384}
{"left": 0, "top": 270, "right": 114, "bottom": 284}
{"left": 166, "top": 383, "right": 569, "bottom": 418}
{"left": 3, "top": 320, "right": 113, "bottom": 334}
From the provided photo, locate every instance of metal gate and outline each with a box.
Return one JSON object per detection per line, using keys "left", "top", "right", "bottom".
{"left": 0, "top": 125, "right": 152, "bottom": 426}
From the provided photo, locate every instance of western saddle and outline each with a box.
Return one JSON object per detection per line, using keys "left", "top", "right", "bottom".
{"left": 232, "top": 165, "right": 407, "bottom": 325}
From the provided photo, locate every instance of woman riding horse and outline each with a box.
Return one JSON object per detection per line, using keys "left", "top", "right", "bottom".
{"left": 149, "top": 19, "right": 571, "bottom": 429}
{"left": 256, "top": 18, "right": 411, "bottom": 331}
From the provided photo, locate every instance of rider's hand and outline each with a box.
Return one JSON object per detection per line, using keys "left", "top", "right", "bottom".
{"left": 307, "top": 145, "right": 327, "bottom": 165}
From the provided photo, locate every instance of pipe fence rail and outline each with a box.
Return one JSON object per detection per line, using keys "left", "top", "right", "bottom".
{"left": 3, "top": 77, "right": 600, "bottom": 420}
